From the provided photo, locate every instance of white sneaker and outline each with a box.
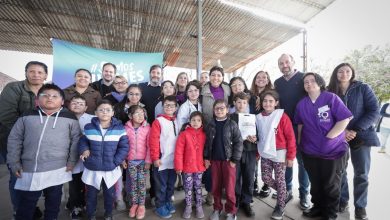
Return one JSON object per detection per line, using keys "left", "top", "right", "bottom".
{"left": 209, "top": 210, "right": 221, "bottom": 220}
{"left": 116, "top": 200, "right": 126, "bottom": 211}
{"left": 226, "top": 213, "right": 237, "bottom": 220}
{"left": 379, "top": 148, "right": 386, "bottom": 153}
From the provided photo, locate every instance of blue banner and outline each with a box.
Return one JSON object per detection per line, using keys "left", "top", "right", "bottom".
{"left": 52, "top": 38, "right": 163, "bottom": 88}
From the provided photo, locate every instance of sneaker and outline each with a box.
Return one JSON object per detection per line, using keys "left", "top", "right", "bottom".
{"left": 242, "top": 203, "right": 255, "bottom": 217}
{"left": 338, "top": 202, "right": 349, "bottom": 213}
{"left": 155, "top": 206, "right": 172, "bottom": 219}
{"left": 116, "top": 199, "right": 126, "bottom": 211}
{"left": 226, "top": 213, "right": 237, "bottom": 220}
{"left": 303, "top": 207, "right": 322, "bottom": 218}
{"left": 129, "top": 204, "right": 138, "bottom": 218}
{"left": 195, "top": 206, "right": 205, "bottom": 219}
{"left": 136, "top": 205, "right": 146, "bottom": 220}
{"left": 209, "top": 210, "right": 221, "bottom": 220}
{"left": 104, "top": 215, "right": 113, "bottom": 220}
{"left": 71, "top": 207, "right": 83, "bottom": 220}
{"left": 379, "top": 147, "right": 386, "bottom": 153}
{"left": 285, "top": 191, "right": 293, "bottom": 204}
{"left": 259, "top": 184, "right": 271, "bottom": 198}
{"left": 272, "top": 191, "right": 278, "bottom": 199}
{"left": 206, "top": 192, "right": 214, "bottom": 206}
{"left": 355, "top": 207, "right": 368, "bottom": 220}
{"left": 271, "top": 205, "right": 285, "bottom": 220}
{"left": 299, "top": 196, "right": 311, "bottom": 210}
{"left": 165, "top": 202, "right": 176, "bottom": 214}
{"left": 182, "top": 205, "right": 192, "bottom": 219}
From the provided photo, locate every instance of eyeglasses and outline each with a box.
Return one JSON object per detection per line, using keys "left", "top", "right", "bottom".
{"left": 96, "top": 108, "right": 113, "bottom": 113}
{"left": 128, "top": 93, "right": 141, "bottom": 97}
{"left": 39, "top": 93, "right": 61, "bottom": 99}
{"left": 70, "top": 101, "right": 86, "bottom": 106}
{"left": 214, "top": 106, "right": 226, "bottom": 111}
{"left": 163, "top": 104, "right": 176, "bottom": 109}
{"left": 114, "top": 81, "right": 127, "bottom": 85}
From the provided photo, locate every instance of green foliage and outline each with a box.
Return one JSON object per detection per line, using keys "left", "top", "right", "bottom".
{"left": 344, "top": 44, "right": 390, "bottom": 103}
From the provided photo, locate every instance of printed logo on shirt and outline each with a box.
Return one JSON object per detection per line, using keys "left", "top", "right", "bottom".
{"left": 318, "top": 105, "right": 330, "bottom": 122}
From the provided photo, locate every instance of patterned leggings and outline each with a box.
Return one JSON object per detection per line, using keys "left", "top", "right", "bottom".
{"left": 127, "top": 162, "right": 147, "bottom": 205}
{"left": 261, "top": 157, "right": 287, "bottom": 209}
{"left": 183, "top": 172, "right": 203, "bottom": 207}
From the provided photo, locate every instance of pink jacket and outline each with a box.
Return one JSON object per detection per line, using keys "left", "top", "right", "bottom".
{"left": 124, "top": 120, "right": 151, "bottom": 164}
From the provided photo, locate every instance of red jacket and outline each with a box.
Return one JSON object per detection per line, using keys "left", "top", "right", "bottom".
{"left": 272, "top": 112, "right": 296, "bottom": 160}
{"left": 174, "top": 125, "right": 206, "bottom": 173}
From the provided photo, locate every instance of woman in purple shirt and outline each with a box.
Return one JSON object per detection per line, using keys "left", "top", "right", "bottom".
{"left": 295, "top": 72, "right": 352, "bottom": 220}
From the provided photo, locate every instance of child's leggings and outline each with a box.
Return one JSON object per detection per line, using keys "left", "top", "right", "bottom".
{"left": 183, "top": 172, "right": 203, "bottom": 207}
{"left": 261, "top": 157, "right": 287, "bottom": 209}
{"left": 127, "top": 161, "right": 147, "bottom": 205}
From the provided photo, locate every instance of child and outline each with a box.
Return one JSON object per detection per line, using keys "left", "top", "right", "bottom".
{"left": 79, "top": 99, "right": 129, "bottom": 220}
{"left": 123, "top": 105, "right": 151, "bottom": 219}
{"left": 204, "top": 99, "right": 243, "bottom": 220}
{"left": 256, "top": 90, "right": 296, "bottom": 220}
{"left": 7, "top": 83, "right": 81, "bottom": 220}
{"left": 174, "top": 111, "right": 206, "bottom": 219}
{"left": 67, "top": 95, "right": 95, "bottom": 219}
{"left": 149, "top": 95, "right": 179, "bottom": 218}
{"left": 154, "top": 80, "right": 176, "bottom": 118}
{"left": 176, "top": 80, "right": 202, "bottom": 130}
{"left": 230, "top": 92, "right": 257, "bottom": 217}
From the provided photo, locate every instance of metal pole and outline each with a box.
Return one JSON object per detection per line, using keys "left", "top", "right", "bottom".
{"left": 302, "top": 29, "right": 307, "bottom": 72}
{"left": 197, "top": 0, "right": 203, "bottom": 80}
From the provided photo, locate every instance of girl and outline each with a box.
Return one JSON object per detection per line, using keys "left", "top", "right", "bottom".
{"left": 175, "top": 72, "right": 189, "bottom": 105}
{"left": 256, "top": 90, "right": 296, "bottom": 220}
{"left": 155, "top": 80, "right": 176, "bottom": 118}
{"left": 123, "top": 105, "right": 151, "bottom": 219}
{"left": 174, "top": 111, "right": 206, "bottom": 219}
{"left": 114, "top": 84, "right": 145, "bottom": 124}
{"left": 176, "top": 80, "right": 202, "bottom": 130}
{"left": 204, "top": 100, "right": 243, "bottom": 220}
{"left": 228, "top": 76, "right": 257, "bottom": 114}
{"left": 79, "top": 99, "right": 129, "bottom": 220}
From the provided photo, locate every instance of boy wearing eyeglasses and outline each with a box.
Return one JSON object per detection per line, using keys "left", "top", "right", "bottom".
{"left": 149, "top": 95, "right": 179, "bottom": 218}
{"left": 78, "top": 99, "right": 129, "bottom": 220}
{"left": 7, "top": 83, "right": 81, "bottom": 220}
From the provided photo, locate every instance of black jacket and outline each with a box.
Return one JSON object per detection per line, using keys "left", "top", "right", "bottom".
{"left": 204, "top": 117, "right": 243, "bottom": 163}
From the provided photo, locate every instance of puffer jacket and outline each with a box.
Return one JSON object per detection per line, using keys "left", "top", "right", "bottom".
{"left": 79, "top": 117, "right": 129, "bottom": 171}
{"left": 204, "top": 117, "right": 243, "bottom": 163}
{"left": 201, "top": 82, "right": 231, "bottom": 125}
{"left": 124, "top": 120, "right": 151, "bottom": 163}
{"left": 342, "top": 81, "right": 380, "bottom": 146}
{"left": 174, "top": 125, "right": 206, "bottom": 173}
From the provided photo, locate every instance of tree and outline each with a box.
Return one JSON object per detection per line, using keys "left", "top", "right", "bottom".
{"left": 344, "top": 44, "right": 390, "bottom": 103}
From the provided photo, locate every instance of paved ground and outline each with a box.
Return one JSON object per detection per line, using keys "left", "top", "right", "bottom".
{"left": 0, "top": 147, "right": 389, "bottom": 220}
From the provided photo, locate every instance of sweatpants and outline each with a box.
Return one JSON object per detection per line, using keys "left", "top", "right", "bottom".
{"left": 67, "top": 172, "right": 85, "bottom": 210}
{"left": 211, "top": 160, "right": 237, "bottom": 214}
{"left": 302, "top": 152, "right": 347, "bottom": 219}
{"left": 127, "top": 161, "right": 147, "bottom": 205}
{"left": 261, "top": 157, "right": 287, "bottom": 209}
{"left": 235, "top": 150, "right": 256, "bottom": 205}
{"left": 85, "top": 180, "right": 115, "bottom": 218}
{"left": 183, "top": 172, "right": 203, "bottom": 207}
{"left": 153, "top": 168, "right": 176, "bottom": 208}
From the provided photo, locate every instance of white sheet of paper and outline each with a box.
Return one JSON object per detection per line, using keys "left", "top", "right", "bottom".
{"left": 238, "top": 113, "right": 256, "bottom": 140}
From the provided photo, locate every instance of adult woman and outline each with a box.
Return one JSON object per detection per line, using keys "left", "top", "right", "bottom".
{"left": 175, "top": 72, "right": 189, "bottom": 106}
{"left": 114, "top": 84, "right": 144, "bottom": 124}
{"left": 250, "top": 70, "right": 274, "bottom": 112}
{"left": 105, "top": 76, "right": 129, "bottom": 105}
{"left": 64, "top": 68, "right": 102, "bottom": 114}
{"left": 327, "top": 63, "right": 380, "bottom": 220}
{"left": 228, "top": 76, "right": 257, "bottom": 114}
{"left": 200, "top": 66, "right": 231, "bottom": 124}
{"left": 295, "top": 72, "right": 352, "bottom": 220}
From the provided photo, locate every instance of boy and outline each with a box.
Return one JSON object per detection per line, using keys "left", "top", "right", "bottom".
{"left": 7, "top": 83, "right": 81, "bottom": 220}
{"left": 149, "top": 95, "right": 179, "bottom": 218}
{"left": 67, "top": 95, "right": 95, "bottom": 219}
{"left": 230, "top": 92, "right": 257, "bottom": 217}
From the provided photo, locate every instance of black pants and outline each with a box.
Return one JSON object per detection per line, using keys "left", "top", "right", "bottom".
{"left": 235, "top": 150, "right": 256, "bottom": 205}
{"left": 67, "top": 172, "right": 85, "bottom": 209}
{"left": 302, "top": 152, "right": 347, "bottom": 218}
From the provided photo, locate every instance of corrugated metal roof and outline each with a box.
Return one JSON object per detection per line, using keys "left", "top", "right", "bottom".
{"left": 0, "top": 0, "right": 335, "bottom": 72}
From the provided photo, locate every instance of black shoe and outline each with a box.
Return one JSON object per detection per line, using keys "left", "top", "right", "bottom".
{"left": 355, "top": 207, "right": 368, "bottom": 220}
{"left": 303, "top": 207, "right": 322, "bottom": 218}
{"left": 285, "top": 191, "right": 293, "bottom": 204}
{"left": 300, "top": 196, "right": 311, "bottom": 210}
{"left": 33, "top": 207, "right": 43, "bottom": 219}
{"left": 338, "top": 202, "right": 349, "bottom": 213}
{"left": 242, "top": 203, "right": 255, "bottom": 217}
{"left": 259, "top": 184, "right": 271, "bottom": 198}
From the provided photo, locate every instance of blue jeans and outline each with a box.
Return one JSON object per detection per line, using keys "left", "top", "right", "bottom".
{"left": 86, "top": 180, "right": 115, "bottom": 218}
{"left": 8, "top": 165, "right": 20, "bottom": 213}
{"left": 153, "top": 168, "right": 176, "bottom": 208}
{"left": 340, "top": 146, "right": 371, "bottom": 208}
{"left": 285, "top": 150, "right": 310, "bottom": 199}
{"left": 16, "top": 184, "right": 62, "bottom": 220}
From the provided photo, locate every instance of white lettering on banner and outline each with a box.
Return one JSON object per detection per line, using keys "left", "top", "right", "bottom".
{"left": 89, "top": 61, "right": 145, "bottom": 83}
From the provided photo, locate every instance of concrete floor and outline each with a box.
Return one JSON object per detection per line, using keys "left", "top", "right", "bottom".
{"left": 0, "top": 148, "right": 389, "bottom": 220}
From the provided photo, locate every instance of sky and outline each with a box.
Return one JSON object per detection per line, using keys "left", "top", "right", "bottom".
{"left": 0, "top": 0, "right": 389, "bottom": 83}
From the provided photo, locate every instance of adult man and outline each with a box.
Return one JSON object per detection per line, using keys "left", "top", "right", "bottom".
{"left": 139, "top": 64, "right": 163, "bottom": 124}
{"left": 274, "top": 54, "right": 310, "bottom": 210}
{"left": 92, "top": 62, "right": 117, "bottom": 97}
{"left": 0, "top": 61, "right": 48, "bottom": 216}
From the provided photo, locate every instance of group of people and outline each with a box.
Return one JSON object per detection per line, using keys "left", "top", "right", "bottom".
{"left": 0, "top": 53, "right": 382, "bottom": 220}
